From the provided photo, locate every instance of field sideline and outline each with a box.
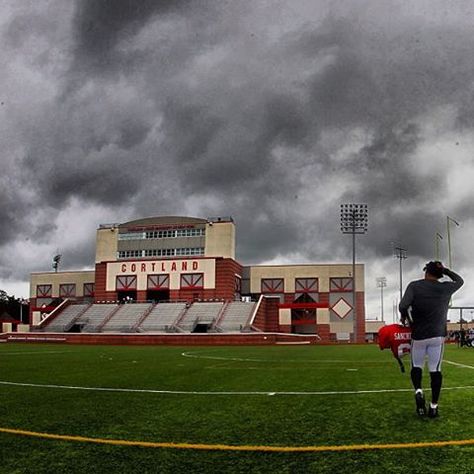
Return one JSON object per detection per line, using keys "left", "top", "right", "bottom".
{"left": 1, "top": 342, "right": 473, "bottom": 473}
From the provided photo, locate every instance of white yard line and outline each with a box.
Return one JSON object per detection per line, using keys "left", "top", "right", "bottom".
{"left": 445, "top": 359, "right": 474, "bottom": 370}
{"left": 0, "top": 380, "right": 473, "bottom": 396}
{"left": 0, "top": 351, "right": 76, "bottom": 356}
{"left": 181, "top": 351, "right": 378, "bottom": 364}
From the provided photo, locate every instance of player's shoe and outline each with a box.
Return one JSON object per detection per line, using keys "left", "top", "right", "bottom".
{"left": 428, "top": 406, "right": 439, "bottom": 418}
{"left": 415, "top": 391, "right": 426, "bottom": 416}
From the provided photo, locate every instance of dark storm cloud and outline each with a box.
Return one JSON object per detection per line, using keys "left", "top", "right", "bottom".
{"left": 3, "top": 0, "right": 474, "bottom": 293}
{"left": 72, "top": 0, "right": 190, "bottom": 73}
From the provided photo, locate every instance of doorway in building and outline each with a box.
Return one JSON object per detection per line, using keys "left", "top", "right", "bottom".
{"left": 290, "top": 293, "right": 317, "bottom": 333}
{"left": 117, "top": 290, "right": 137, "bottom": 303}
{"left": 147, "top": 289, "right": 170, "bottom": 303}
{"left": 291, "top": 307, "right": 317, "bottom": 334}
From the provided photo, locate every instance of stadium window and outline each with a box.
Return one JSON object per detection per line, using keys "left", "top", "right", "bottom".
{"left": 36, "top": 284, "right": 52, "bottom": 297}
{"left": 118, "top": 232, "right": 145, "bottom": 240}
{"left": 59, "top": 284, "right": 76, "bottom": 298}
{"left": 83, "top": 283, "right": 95, "bottom": 297}
{"left": 295, "top": 278, "right": 319, "bottom": 302}
{"left": 261, "top": 278, "right": 284, "bottom": 293}
{"left": 116, "top": 275, "right": 137, "bottom": 290}
{"left": 330, "top": 277, "right": 353, "bottom": 292}
{"left": 180, "top": 273, "right": 204, "bottom": 289}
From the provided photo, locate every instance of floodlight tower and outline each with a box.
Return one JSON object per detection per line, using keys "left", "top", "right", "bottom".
{"left": 446, "top": 216, "right": 459, "bottom": 269}
{"left": 340, "top": 203, "right": 368, "bottom": 342}
{"left": 376, "top": 277, "right": 387, "bottom": 322}
{"left": 52, "top": 254, "right": 62, "bottom": 273}
{"left": 392, "top": 244, "right": 407, "bottom": 301}
{"left": 435, "top": 232, "right": 443, "bottom": 260}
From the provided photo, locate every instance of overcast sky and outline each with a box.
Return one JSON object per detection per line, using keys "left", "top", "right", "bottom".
{"left": 2, "top": 0, "right": 474, "bottom": 322}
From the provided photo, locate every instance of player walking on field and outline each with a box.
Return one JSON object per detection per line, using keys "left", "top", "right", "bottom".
{"left": 399, "top": 261, "right": 464, "bottom": 418}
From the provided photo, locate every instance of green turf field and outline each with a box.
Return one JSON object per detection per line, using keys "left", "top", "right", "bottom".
{"left": 0, "top": 342, "right": 473, "bottom": 473}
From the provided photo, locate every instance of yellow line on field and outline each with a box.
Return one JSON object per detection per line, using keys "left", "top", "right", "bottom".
{"left": 1, "top": 427, "right": 474, "bottom": 452}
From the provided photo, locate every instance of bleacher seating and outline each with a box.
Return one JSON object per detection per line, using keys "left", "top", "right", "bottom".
{"left": 102, "top": 303, "right": 153, "bottom": 332}
{"left": 216, "top": 301, "right": 256, "bottom": 332}
{"left": 43, "top": 303, "right": 90, "bottom": 332}
{"left": 76, "top": 304, "right": 117, "bottom": 332}
{"left": 177, "top": 302, "right": 224, "bottom": 331}
{"left": 138, "top": 303, "right": 187, "bottom": 332}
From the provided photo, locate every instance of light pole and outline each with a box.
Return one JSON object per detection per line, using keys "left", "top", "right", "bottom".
{"left": 376, "top": 277, "right": 387, "bottom": 322}
{"left": 340, "top": 203, "right": 368, "bottom": 343}
{"left": 435, "top": 232, "right": 443, "bottom": 260}
{"left": 393, "top": 244, "right": 407, "bottom": 301}
{"left": 446, "top": 216, "right": 459, "bottom": 269}
{"left": 52, "top": 254, "right": 62, "bottom": 273}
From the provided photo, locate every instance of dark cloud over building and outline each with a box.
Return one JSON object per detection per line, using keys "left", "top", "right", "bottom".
{"left": 1, "top": 0, "right": 474, "bottom": 316}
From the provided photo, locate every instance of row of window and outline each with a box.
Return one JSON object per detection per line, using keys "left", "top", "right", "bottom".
{"left": 260, "top": 277, "right": 353, "bottom": 293}
{"left": 118, "top": 228, "right": 205, "bottom": 241}
{"left": 118, "top": 248, "right": 205, "bottom": 259}
{"left": 36, "top": 283, "right": 94, "bottom": 298}
{"left": 36, "top": 277, "right": 353, "bottom": 298}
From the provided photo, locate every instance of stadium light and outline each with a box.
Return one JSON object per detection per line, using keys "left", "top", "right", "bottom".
{"left": 446, "top": 216, "right": 459, "bottom": 269}
{"left": 376, "top": 277, "right": 387, "bottom": 322}
{"left": 340, "top": 203, "right": 368, "bottom": 342}
{"left": 392, "top": 243, "right": 407, "bottom": 301}
{"left": 52, "top": 254, "right": 62, "bottom": 273}
{"left": 435, "top": 232, "right": 443, "bottom": 260}
{"left": 447, "top": 216, "right": 460, "bottom": 307}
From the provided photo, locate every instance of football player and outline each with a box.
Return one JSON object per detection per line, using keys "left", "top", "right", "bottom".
{"left": 399, "top": 261, "right": 463, "bottom": 418}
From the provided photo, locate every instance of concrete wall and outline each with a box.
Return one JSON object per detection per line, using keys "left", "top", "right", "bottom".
{"left": 96, "top": 227, "right": 119, "bottom": 263}
{"left": 204, "top": 221, "right": 235, "bottom": 259}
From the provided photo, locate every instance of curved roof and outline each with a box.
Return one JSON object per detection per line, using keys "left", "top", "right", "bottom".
{"left": 119, "top": 216, "right": 207, "bottom": 228}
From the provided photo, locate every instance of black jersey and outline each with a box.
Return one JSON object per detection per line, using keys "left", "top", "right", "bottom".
{"left": 399, "top": 269, "right": 463, "bottom": 340}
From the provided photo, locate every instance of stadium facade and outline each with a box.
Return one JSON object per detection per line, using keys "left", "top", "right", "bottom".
{"left": 29, "top": 216, "right": 366, "bottom": 342}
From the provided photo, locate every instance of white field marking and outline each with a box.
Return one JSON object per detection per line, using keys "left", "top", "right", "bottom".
{"left": 181, "top": 351, "right": 381, "bottom": 364}
{"left": 1, "top": 350, "right": 77, "bottom": 356}
{"left": 0, "top": 380, "right": 473, "bottom": 396}
{"left": 445, "top": 360, "right": 474, "bottom": 370}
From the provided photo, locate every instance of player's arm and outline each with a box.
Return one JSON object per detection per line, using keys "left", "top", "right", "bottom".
{"left": 442, "top": 267, "right": 464, "bottom": 292}
{"left": 399, "top": 282, "right": 414, "bottom": 325}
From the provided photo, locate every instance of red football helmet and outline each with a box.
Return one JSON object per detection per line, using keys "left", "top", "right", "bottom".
{"left": 378, "top": 324, "right": 412, "bottom": 372}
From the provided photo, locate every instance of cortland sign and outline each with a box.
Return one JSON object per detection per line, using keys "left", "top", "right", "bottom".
{"left": 118, "top": 260, "right": 200, "bottom": 274}
{"left": 106, "top": 258, "right": 216, "bottom": 291}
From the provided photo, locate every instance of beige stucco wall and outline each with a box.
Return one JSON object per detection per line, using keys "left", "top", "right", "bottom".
{"left": 248, "top": 264, "right": 364, "bottom": 293}
{"left": 318, "top": 308, "right": 330, "bottom": 324}
{"left": 204, "top": 221, "right": 235, "bottom": 259}
{"left": 106, "top": 258, "right": 216, "bottom": 291}
{"left": 30, "top": 271, "right": 96, "bottom": 298}
{"left": 329, "top": 321, "right": 354, "bottom": 333}
{"left": 279, "top": 308, "right": 291, "bottom": 325}
{"left": 2, "top": 323, "right": 12, "bottom": 333}
{"left": 95, "top": 227, "right": 119, "bottom": 263}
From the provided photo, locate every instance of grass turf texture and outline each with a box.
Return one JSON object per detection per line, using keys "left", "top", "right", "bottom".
{"left": 0, "top": 343, "right": 473, "bottom": 473}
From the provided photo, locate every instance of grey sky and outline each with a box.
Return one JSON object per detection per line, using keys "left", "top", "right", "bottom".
{"left": 2, "top": 0, "right": 474, "bottom": 320}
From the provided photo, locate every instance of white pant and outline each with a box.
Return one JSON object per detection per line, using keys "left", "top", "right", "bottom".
{"left": 411, "top": 337, "right": 445, "bottom": 372}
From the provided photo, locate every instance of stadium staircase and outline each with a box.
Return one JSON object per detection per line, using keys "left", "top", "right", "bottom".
{"left": 176, "top": 302, "right": 224, "bottom": 332}
{"left": 76, "top": 304, "right": 119, "bottom": 332}
{"left": 214, "top": 301, "right": 256, "bottom": 332}
{"left": 42, "top": 303, "right": 91, "bottom": 332}
{"left": 101, "top": 303, "right": 153, "bottom": 332}
{"left": 138, "top": 302, "right": 188, "bottom": 332}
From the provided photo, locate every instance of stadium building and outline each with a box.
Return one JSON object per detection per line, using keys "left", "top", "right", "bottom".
{"left": 28, "top": 216, "right": 366, "bottom": 342}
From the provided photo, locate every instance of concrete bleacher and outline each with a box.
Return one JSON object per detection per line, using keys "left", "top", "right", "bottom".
{"left": 43, "top": 303, "right": 90, "bottom": 332}
{"left": 76, "top": 304, "right": 117, "bottom": 332}
{"left": 102, "top": 303, "right": 153, "bottom": 332}
{"left": 216, "top": 301, "right": 256, "bottom": 332}
{"left": 138, "top": 303, "right": 187, "bottom": 332}
{"left": 177, "top": 302, "right": 224, "bottom": 332}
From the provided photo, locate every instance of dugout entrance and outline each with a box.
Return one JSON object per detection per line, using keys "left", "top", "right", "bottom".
{"left": 279, "top": 299, "right": 330, "bottom": 335}
{"left": 146, "top": 290, "right": 170, "bottom": 303}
